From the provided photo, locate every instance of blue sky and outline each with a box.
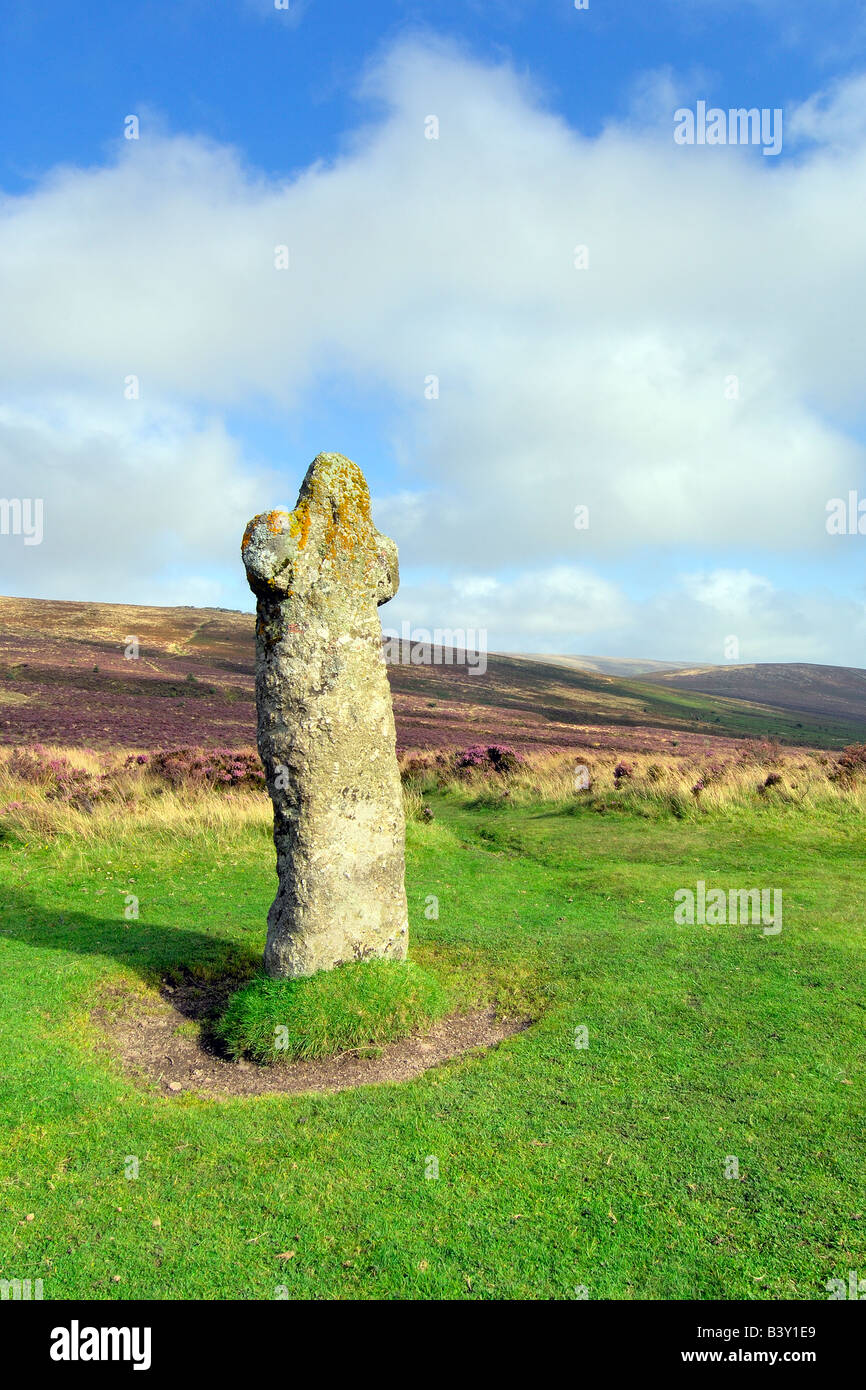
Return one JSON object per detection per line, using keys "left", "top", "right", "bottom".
{"left": 1, "top": 0, "right": 858, "bottom": 188}
{"left": 2, "top": 0, "right": 866, "bottom": 662}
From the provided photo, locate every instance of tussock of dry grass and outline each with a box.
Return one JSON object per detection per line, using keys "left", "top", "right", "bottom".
{"left": 2, "top": 740, "right": 865, "bottom": 847}
{"left": 0, "top": 745, "right": 271, "bottom": 848}
{"left": 400, "top": 743, "right": 866, "bottom": 820}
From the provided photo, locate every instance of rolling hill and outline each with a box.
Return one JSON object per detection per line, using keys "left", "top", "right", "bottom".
{"left": 1, "top": 595, "right": 864, "bottom": 752}
{"left": 640, "top": 661, "right": 866, "bottom": 723}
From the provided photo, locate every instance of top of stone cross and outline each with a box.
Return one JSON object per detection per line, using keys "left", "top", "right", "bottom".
{"left": 241, "top": 452, "right": 399, "bottom": 608}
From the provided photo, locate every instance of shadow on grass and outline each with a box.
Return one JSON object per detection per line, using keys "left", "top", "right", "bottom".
{"left": 0, "top": 887, "right": 265, "bottom": 1058}
{"left": 0, "top": 887, "right": 261, "bottom": 989}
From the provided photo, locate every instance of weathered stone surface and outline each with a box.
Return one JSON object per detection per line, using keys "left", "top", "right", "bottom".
{"left": 242, "top": 452, "right": 408, "bottom": 978}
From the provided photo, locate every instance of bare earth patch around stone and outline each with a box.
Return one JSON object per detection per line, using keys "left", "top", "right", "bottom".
{"left": 93, "top": 977, "right": 531, "bottom": 1098}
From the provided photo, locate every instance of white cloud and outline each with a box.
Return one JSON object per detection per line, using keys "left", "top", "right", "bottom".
{"left": 388, "top": 564, "right": 866, "bottom": 665}
{"left": 680, "top": 569, "right": 773, "bottom": 608}
{"left": 1, "top": 40, "right": 866, "bottom": 658}
{"left": 0, "top": 399, "right": 277, "bottom": 604}
{"left": 787, "top": 73, "right": 866, "bottom": 147}
{"left": 388, "top": 563, "right": 627, "bottom": 648}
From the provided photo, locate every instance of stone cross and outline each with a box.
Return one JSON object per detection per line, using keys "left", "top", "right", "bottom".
{"left": 242, "top": 452, "right": 408, "bottom": 978}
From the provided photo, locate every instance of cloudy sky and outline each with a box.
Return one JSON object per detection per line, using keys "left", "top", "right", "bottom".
{"left": 1, "top": 0, "right": 866, "bottom": 663}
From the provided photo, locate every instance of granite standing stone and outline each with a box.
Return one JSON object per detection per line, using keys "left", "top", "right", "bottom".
{"left": 242, "top": 452, "right": 408, "bottom": 977}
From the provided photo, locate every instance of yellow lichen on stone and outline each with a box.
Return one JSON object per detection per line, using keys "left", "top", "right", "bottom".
{"left": 294, "top": 453, "right": 380, "bottom": 574}
{"left": 242, "top": 453, "right": 390, "bottom": 603}
{"left": 243, "top": 510, "right": 289, "bottom": 552}
{"left": 291, "top": 500, "right": 312, "bottom": 551}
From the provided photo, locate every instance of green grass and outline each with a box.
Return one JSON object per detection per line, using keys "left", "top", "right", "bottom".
{"left": 0, "top": 796, "right": 863, "bottom": 1300}
{"left": 216, "top": 961, "right": 452, "bottom": 1063}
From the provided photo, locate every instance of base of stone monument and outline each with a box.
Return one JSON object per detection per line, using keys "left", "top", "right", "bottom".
{"left": 94, "top": 970, "right": 532, "bottom": 1098}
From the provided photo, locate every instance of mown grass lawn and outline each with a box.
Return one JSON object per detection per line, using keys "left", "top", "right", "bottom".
{"left": 0, "top": 797, "right": 863, "bottom": 1300}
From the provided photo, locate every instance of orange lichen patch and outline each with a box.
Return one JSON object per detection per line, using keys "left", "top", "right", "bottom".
{"left": 243, "top": 456, "right": 384, "bottom": 594}
{"left": 290, "top": 500, "right": 312, "bottom": 551}
{"left": 292, "top": 454, "right": 381, "bottom": 575}
{"left": 306, "top": 456, "right": 372, "bottom": 523}
{"left": 242, "top": 510, "right": 289, "bottom": 553}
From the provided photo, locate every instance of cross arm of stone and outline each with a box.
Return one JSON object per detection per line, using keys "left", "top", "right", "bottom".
{"left": 241, "top": 452, "right": 399, "bottom": 607}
